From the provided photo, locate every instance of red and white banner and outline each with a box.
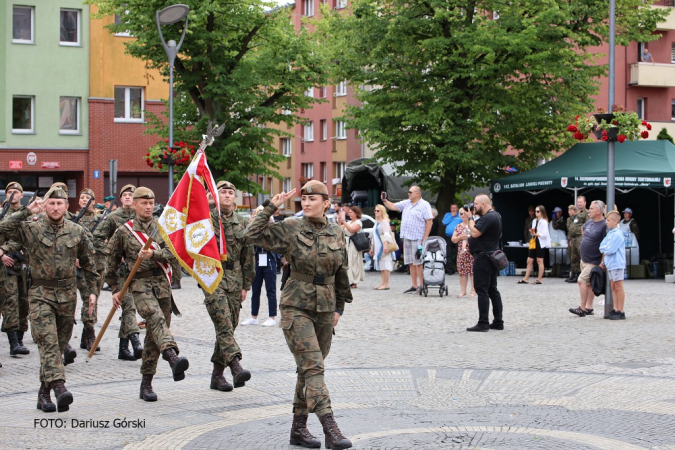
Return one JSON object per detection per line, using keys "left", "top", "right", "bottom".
{"left": 158, "top": 150, "right": 226, "bottom": 294}
{"left": 124, "top": 220, "right": 173, "bottom": 285}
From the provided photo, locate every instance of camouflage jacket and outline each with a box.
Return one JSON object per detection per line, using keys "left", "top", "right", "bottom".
{"left": 0, "top": 208, "right": 99, "bottom": 300}
{"left": 93, "top": 207, "right": 135, "bottom": 257}
{"left": 77, "top": 210, "right": 105, "bottom": 270}
{"left": 212, "top": 209, "right": 254, "bottom": 292}
{"left": 0, "top": 205, "right": 26, "bottom": 280}
{"left": 246, "top": 203, "right": 352, "bottom": 313}
{"left": 567, "top": 208, "right": 589, "bottom": 239}
{"left": 105, "top": 217, "right": 174, "bottom": 298}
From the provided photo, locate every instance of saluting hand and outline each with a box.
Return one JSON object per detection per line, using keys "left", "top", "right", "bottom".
{"left": 28, "top": 197, "right": 44, "bottom": 215}
{"left": 271, "top": 189, "right": 297, "bottom": 208}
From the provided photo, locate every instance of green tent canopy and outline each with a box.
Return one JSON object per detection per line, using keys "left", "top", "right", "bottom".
{"left": 491, "top": 140, "right": 675, "bottom": 193}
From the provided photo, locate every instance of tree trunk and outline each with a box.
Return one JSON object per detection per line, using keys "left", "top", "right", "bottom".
{"left": 433, "top": 174, "right": 458, "bottom": 234}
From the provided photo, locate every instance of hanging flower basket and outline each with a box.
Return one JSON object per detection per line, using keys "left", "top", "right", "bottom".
{"left": 568, "top": 105, "right": 652, "bottom": 144}
{"left": 144, "top": 140, "right": 196, "bottom": 171}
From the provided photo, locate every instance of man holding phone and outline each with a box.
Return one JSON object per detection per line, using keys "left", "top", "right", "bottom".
{"left": 381, "top": 187, "right": 433, "bottom": 294}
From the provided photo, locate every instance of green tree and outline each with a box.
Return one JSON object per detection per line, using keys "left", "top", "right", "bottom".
{"left": 656, "top": 127, "right": 674, "bottom": 145}
{"left": 318, "top": 0, "right": 667, "bottom": 214}
{"left": 91, "top": 0, "right": 330, "bottom": 191}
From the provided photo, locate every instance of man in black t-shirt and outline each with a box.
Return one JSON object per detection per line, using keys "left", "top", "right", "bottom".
{"left": 466, "top": 194, "right": 503, "bottom": 332}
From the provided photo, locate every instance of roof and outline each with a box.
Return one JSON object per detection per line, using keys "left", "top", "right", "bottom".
{"left": 491, "top": 140, "right": 675, "bottom": 193}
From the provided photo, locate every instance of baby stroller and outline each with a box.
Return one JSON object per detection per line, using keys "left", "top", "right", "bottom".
{"left": 420, "top": 236, "right": 448, "bottom": 297}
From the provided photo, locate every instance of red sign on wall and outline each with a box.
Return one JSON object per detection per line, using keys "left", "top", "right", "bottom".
{"left": 41, "top": 162, "right": 61, "bottom": 169}
{"left": 9, "top": 161, "right": 23, "bottom": 169}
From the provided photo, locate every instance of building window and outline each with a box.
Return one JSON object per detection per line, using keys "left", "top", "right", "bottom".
{"left": 60, "top": 9, "right": 81, "bottom": 45}
{"left": 333, "top": 161, "right": 346, "bottom": 180}
{"left": 335, "top": 81, "right": 347, "bottom": 96}
{"left": 302, "top": 163, "right": 314, "bottom": 179}
{"left": 282, "top": 107, "right": 291, "bottom": 115}
{"left": 12, "top": 96, "right": 34, "bottom": 133}
{"left": 336, "top": 120, "right": 346, "bottom": 139}
{"left": 671, "top": 42, "right": 675, "bottom": 64}
{"left": 319, "top": 86, "right": 327, "bottom": 98}
{"left": 114, "top": 11, "right": 132, "bottom": 37}
{"left": 336, "top": 0, "right": 347, "bottom": 9}
{"left": 283, "top": 177, "right": 292, "bottom": 192}
{"left": 305, "top": 87, "right": 314, "bottom": 98}
{"left": 304, "top": 0, "right": 314, "bottom": 16}
{"left": 636, "top": 98, "right": 645, "bottom": 120}
{"left": 59, "top": 97, "right": 80, "bottom": 134}
{"left": 114, "top": 86, "right": 144, "bottom": 122}
{"left": 320, "top": 119, "right": 328, "bottom": 140}
{"left": 303, "top": 122, "right": 314, "bottom": 142}
{"left": 12, "top": 6, "right": 34, "bottom": 43}
{"left": 281, "top": 137, "right": 292, "bottom": 156}
{"left": 672, "top": 100, "right": 675, "bottom": 121}
{"left": 321, "top": 162, "right": 328, "bottom": 183}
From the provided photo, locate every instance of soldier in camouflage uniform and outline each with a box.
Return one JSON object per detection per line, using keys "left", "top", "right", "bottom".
{"left": 566, "top": 196, "right": 590, "bottom": 283}
{"left": 93, "top": 185, "right": 143, "bottom": 361}
{"left": 204, "top": 181, "right": 254, "bottom": 392}
{"left": 0, "top": 188, "right": 100, "bottom": 413}
{"left": 0, "top": 182, "right": 30, "bottom": 356}
{"left": 247, "top": 180, "right": 353, "bottom": 450}
{"left": 106, "top": 187, "right": 188, "bottom": 402}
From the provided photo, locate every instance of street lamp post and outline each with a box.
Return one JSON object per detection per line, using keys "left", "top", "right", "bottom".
{"left": 156, "top": 4, "right": 189, "bottom": 197}
{"left": 605, "top": 0, "right": 616, "bottom": 318}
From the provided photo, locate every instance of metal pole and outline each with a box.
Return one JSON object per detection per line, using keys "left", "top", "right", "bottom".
{"left": 604, "top": 0, "right": 616, "bottom": 318}
{"left": 168, "top": 64, "right": 175, "bottom": 195}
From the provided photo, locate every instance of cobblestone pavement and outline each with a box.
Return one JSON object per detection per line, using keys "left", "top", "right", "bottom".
{"left": 1, "top": 270, "right": 674, "bottom": 449}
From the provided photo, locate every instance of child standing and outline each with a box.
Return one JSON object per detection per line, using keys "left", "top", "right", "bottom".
{"left": 599, "top": 210, "right": 627, "bottom": 320}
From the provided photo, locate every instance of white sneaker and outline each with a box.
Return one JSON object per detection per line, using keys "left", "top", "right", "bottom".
{"left": 241, "top": 318, "right": 259, "bottom": 325}
{"left": 262, "top": 318, "right": 277, "bottom": 327}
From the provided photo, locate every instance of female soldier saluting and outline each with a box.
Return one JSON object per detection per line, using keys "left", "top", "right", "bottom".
{"left": 246, "top": 180, "right": 353, "bottom": 449}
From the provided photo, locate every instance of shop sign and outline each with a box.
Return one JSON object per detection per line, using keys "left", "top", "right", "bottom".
{"left": 9, "top": 161, "right": 22, "bottom": 169}
{"left": 41, "top": 162, "right": 61, "bottom": 169}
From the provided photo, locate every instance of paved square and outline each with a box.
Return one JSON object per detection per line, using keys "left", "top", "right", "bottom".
{"left": 1, "top": 270, "right": 674, "bottom": 449}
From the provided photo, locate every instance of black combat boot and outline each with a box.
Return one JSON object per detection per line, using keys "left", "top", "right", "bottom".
{"left": 7, "top": 330, "right": 29, "bottom": 355}
{"left": 163, "top": 348, "right": 189, "bottom": 381}
{"left": 565, "top": 272, "right": 575, "bottom": 283}
{"left": 118, "top": 338, "right": 136, "bottom": 361}
{"left": 80, "top": 327, "right": 87, "bottom": 350}
{"left": 319, "top": 413, "right": 352, "bottom": 449}
{"left": 228, "top": 357, "right": 251, "bottom": 388}
{"left": 62, "top": 344, "right": 77, "bottom": 366}
{"left": 129, "top": 333, "right": 143, "bottom": 360}
{"left": 290, "top": 414, "right": 321, "bottom": 448}
{"left": 210, "top": 363, "right": 233, "bottom": 392}
{"left": 37, "top": 382, "right": 56, "bottom": 413}
{"left": 139, "top": 374, "right": 158, "bottom": 402}
{"left": 84, "top": 328, "right": 100, "bottom": 352}
{"left": 171, "top": 280, "right": 181, "bottom": 289}
{"left": 49, "top": 380, "right": 73, "bottom": 413}
{"left": 16, "top": 331, "right": 27, "bottom": 348}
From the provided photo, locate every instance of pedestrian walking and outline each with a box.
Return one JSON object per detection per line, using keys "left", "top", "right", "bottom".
{"left": 519, "top": 205, "right": 550, "bottom": 285}
{"left": 246, "top": 180, "right": 354, "bottom": 449}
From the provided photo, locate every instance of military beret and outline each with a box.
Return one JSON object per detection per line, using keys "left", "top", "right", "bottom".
{"left": 568, "top": 205, "right": 578, "bottom": 211}
{"left": 133, "top": 187, "right": 155, "bottom": 200}
{"left": 51, "top": 182, "right": 68, "bottom": 193}
{"left": 5, "top": 182, "right": 23, "bottom": 193}
{"left": 217, "top": 181, "right": 236, "bottom": 191}
{"left": 44, "top": 187, "right": 68, "bottom": 200}
{"left": 120, "top": 184, "right": 136, "bottom": 195}
{"left": 301, "top": 180, "right": 328, "bottom": 196}
{"left": 104, "top": 196, "right": 116, "bottom": 202}
{"left": 94, "top": 203, "right": 105, "bottom": 210}
{"left": 80, "top": 188, "right": 95, "bottom": 199}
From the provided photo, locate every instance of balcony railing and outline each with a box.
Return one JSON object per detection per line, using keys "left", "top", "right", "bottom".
{"left": 652, "top": 4, "right": 675, "bottom": 30}
{"left": 629, "top": 62, "right": 675, "bottom": 88}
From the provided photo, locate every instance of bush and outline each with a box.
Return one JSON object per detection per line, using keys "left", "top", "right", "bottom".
{"left": 656, "top": 127, "right": 674, "bottom": 145}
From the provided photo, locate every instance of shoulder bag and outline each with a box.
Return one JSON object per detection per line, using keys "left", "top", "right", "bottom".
{"left": 489, "top": 211, "right": 509, "bottom": 271}
{"left": 380, "top": 221, "right": 399, "bottom": 253}
{"left": 528, "top": 219, "right": 538, "bottom": 249}
{"left": 350, "top": 232, "right": 371, "bottom": 253}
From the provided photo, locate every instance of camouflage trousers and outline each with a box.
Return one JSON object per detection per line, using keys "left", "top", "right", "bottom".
{"left": 134, "top": 291, "right": 177, "bottom": 376}
{"left": 170, "top": 259, "right": 182, "bottom": 284}
{"left": 569, "top": 237, "right": 581, "bottom": 273}
{"left": 204, "top": 286, "right": 242, "bottom": 366}
{"left": 28, "top": 286, "right": 77, "bottom": 384}
{"left": 77, "top": 268, "right": 105, "bottom": 329}
{"left": 280, "top": 306, "right": 334, "bottom": 418}
{"left": 1, "top": 272, "right": 29, "bottom": 333}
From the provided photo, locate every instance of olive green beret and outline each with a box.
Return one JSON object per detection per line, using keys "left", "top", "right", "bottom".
{"left": 120, "top": 184, "right": 136, "bottom": 195}
{"left": 132, "top": 187, "right": 155, "bottom": 200}
{"left": 80, "top": 188, "right": 95, "bottom": 200}
{"left": 45, "top": 187, "right": 68, "bottom": 200}
{"left": 5, "top": 182, "right": 23, "bottom": 193}
{"left": 217, "top": 181, "right": 236, "bottom": 191}
{"left": 51, "top": 182, "right": 68, "bottom": 194}
{"left": 301, "top": 180, "right": 328, "bottom": 196}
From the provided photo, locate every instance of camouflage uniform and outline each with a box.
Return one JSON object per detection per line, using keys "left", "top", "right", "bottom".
{"left": 246, "top": 201, "right": 352, "bottom": 418}
{"left": 567, "top": 208, "right": 589, "bottom": 274}
{"left": 170, "top": 258, "right": 182, "bottom": 287}
{"left": 0, "top": 207, "right": 99, "bottom": 385}
{"left": 205, "top": 208, "right": 254, "bottom": 368}
{"left": 76, "top": 209, "right": 105, "bottom": 330}
{"left": 93, "top": 207, "right": 140, "bottom": 339}
{"left": 0, "top": 205, "right": 30, "bottom": 336}
{"left": 105, "top": 217, "right": 178, "bottom": 376}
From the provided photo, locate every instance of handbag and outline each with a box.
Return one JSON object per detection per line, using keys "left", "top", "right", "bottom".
{"left": 350, "top": 232, "right": 371, "bottom": 253}
{"left": 387, "top": 240, "right": 399, "bottom": 253}
{"left": 528, "top": 219, "right": 538, "bottom": 249}
{"left": 489, "top": 249, "right": 509, "bottom": 271}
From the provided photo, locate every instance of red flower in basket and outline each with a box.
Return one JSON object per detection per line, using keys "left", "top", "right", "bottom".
{"left": 641, "top": 130, "right": 649, "bottom": 139}
{"left": 617, "top": 134, "right": 626, "bottom": 143}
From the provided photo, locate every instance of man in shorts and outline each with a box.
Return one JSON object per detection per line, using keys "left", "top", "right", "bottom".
{"left": 569, "top": 200, "right": 606, "bottom": 317}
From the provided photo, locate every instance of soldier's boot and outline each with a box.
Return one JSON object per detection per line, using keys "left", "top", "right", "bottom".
{"left": 49, "top": 380, "right": 73, "bottom": 413}
{"left": 163, "top": 348, "right": 189, "bottom": 382}
{"left": 16, "top": 331, "right": 27, "bottom": 348}
{"left": 565, "top": 272, "right": 576, "bottom": 283}
{"left": 129, "top": 333, "right": 143, "bottom": 360}
{"left": 290, "top": 414, "right": 321, "bottom": 448}
{"left": 7, "top": 330, "right": 30, "bottom": 355}
{"left": 171, "top": 280, "right": 181, "bottom": 290}
{"left": 118, "top": 338, "right": 136, "bottom": 361}
{"left": 209, "top": 363, "right": 233, "bottom": 392}
{"left": 80, "top": 327, "right": 87, "bottom": 350}
{"left": 36, "top": 382, "right": 56, "bottom": 413}
{"left": 139, "top": 374, "right": 157, "bottom": 402}
{"left": 570, "top": 272, "right": 579, "bottom": 283}
{"left": 85, "top": 328, "right": 100, "bottom": 352}
{"left": 319, "top": 413, "right": 352, "bottom": 450}
{"left": 228, "top": 357, "right": 251, "bottom": 388}
{"left": 62, "top": 344, "right": 77, "bottom": 366}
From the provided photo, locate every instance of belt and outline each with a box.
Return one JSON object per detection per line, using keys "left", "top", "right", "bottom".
{"left": 135, "top": 268, "right": 164, "bottom": 278}
{"left": 224, "top": 260, "right": 241, "bottom": 270}
{"left": 290, "top": 271, "right": 335, "bottom": 286}
{"left": 31, "top": 277, "right": 77, "bottom": 288}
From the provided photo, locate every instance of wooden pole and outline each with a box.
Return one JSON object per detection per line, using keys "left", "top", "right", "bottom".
{"left": 86, "top": 238, "right": 154, "bottom": 361}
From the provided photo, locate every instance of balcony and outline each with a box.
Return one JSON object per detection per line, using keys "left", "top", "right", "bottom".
{"left": 652, "top": 5, "right": 675, "bottom": 31}
{"left": 629, "top": 63, "right": 675, "bottom": 88}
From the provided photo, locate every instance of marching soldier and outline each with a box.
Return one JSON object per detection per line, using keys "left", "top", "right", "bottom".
{"left": 0, "top": 188, "right": 100, "bottom": 413}
{"left": 247, "top": 180, "right": 353, "bottom": 450}
{"left": 93, "top": 185, "right": 143, "bottom": 361}
{"left": 0, "top": 182, "right": 30, "bottom": 356}
{"left": 204, "top": 181, "right": 254, "bottom": 392}
{"left": 106, "top": 187, "right": 188, "bottom": 402}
